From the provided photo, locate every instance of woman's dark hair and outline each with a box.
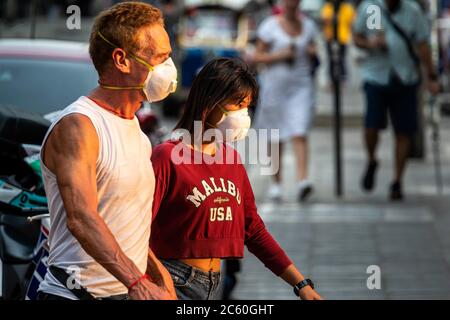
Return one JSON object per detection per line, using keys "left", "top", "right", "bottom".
{"left": 174, "top": 57, "right": 258, "bottom": 136}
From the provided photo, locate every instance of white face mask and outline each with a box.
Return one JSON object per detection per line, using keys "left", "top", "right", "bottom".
{"left": 96, "top": 32, "right": 177, "bottom": 103}
{"left": 215, "top": 107, "right": 251, "bottom": 142}
{"left": 142, "top": 57, "right": 178, "bottom": 102}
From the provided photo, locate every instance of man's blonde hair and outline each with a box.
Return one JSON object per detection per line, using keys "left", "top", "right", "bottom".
{"left": 89, "top": 1, "right": 164, "bottom": 75}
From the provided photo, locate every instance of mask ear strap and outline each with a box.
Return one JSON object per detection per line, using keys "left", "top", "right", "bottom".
{"left": 205, "top": 121, "right": 218, "bottom": 128}
{"left": 97, "top": 31, "right": 154, "bottom": 71}
{"left": 130, "top": 54, "right": 154, "bottom": 71}
{"left": 218, "top": 106, "right": 229, "bottom": 115}
{"left": 205, "top": 104, "right": 228, "bottom": 128}
{"left": 98, "top": 81, "right": 144, "bottom": 90}
{"left": 98, "top": 31, "right": 118, "bottom": 48}
{"left": 97, "top": 31, "right": 154, "bottom": 89}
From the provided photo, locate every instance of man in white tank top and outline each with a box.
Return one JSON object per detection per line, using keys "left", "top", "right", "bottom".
{"left": 37, "top": 2, "right": 177, "bottom": 300}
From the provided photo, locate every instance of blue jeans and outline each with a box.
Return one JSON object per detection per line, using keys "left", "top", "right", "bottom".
{"left": 161, "top": 259, "right": 222, "bottom": 300}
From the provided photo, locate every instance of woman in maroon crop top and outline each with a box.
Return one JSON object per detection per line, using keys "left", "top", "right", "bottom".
{"left": 150, "top": 58, "right": 322, "bottom": 300}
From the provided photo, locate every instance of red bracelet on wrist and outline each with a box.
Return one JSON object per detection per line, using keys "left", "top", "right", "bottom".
{"left": 128, "top": 274, "right": 149, "bottom": 290}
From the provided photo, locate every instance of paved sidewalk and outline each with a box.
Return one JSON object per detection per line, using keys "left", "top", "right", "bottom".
{"left": 232, "top": 124, "right": 450, "bottom": 300}
{"left": 4, "top": 16, "right": 450, "bottom": 300}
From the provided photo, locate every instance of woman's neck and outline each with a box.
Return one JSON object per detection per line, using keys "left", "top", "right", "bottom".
{"left": 186, "top": 141, "right": 218, "bottom": 156}
{"left": 284, "top": 9, "right": 299, "bottom": 22}
{"left": 202, "top": 142, "right": 217, "bottom": 156}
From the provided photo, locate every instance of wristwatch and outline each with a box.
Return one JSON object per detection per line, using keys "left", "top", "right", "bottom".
{"left": 293, "top": 279, "right": 314, "bottom": 297}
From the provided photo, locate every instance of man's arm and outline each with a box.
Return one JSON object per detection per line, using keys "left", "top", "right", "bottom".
{"left": 418, "top": 41, "right": 440, "bottom": 94}
{"left": 352, "top": 1, "right": 387, "bottom": 51}
{"left": 354, "top": 32, "right": 387, "bottom": 51}
{"left": 44, "top": 114, "right": 171, "bottom": 299}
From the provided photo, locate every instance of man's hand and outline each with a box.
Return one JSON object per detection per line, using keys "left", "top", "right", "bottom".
{"left": 368, "top": 34, "right": 388, "bottom": 51}
{"left": 418, "top": 42, "right": 440, "bottom": 95}
{"left": 298, "top": 286, "right": 323, "bottom": 300}
{"left": 145, "top": 250, "right": 177, "bottom": 299}
{"left": 128, "top": 278, "right": 174, "bottom": 300}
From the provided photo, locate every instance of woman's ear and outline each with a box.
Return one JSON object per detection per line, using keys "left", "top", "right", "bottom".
{"left": 111, "top": 48, "right": 132, "bottom": 74}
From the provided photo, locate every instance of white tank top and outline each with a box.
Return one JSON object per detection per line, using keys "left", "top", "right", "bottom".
{"left": 38, "top": 96, "right": 155, "bottom": 299}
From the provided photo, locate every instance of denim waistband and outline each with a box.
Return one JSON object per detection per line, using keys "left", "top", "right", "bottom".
{"left": 161, "top": 259, "right": 221, "bottom": 282}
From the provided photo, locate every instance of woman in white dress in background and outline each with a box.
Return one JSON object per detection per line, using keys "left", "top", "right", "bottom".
{"left": 251, "top": 0, "right": 318, "bottom": 202}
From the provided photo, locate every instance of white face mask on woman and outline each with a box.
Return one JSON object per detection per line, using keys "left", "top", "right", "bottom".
{"left": 214, "top": 107, "right": 251, "bottom": 142}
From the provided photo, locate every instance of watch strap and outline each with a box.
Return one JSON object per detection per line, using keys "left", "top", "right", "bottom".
{"left": 293, "top": 279, "right": 314, "bottom": 297}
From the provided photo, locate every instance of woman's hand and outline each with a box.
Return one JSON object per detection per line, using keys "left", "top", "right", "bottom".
{"left": 275, "top": 45, "right": 296, "bottom": 63}
{"left": 252, "top": 39, "right": 295, "bottom": 65}
{"left": 306, "top": 42, "right": 317, "bottom": 57}
{"left": 298, "top": 286, "right": 323, "bottom": 300}
{"left": 279, "top": 265, "right": 323, "bottom": 300}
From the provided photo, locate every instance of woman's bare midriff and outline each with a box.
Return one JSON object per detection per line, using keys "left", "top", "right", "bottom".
{"left": 180, "top": 258, "right": 221, "bottom": 272}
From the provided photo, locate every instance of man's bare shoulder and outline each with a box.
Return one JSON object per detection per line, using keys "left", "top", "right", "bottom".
{"left": 44, "top": 113, "right": 99, "bottom": 168}
{"left": 49, "top": 113, "right": 97, "bottom": 144}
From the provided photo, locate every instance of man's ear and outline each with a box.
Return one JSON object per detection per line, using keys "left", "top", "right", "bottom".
{"left": 111, "top": 48, "right": 132, "bottom": 74}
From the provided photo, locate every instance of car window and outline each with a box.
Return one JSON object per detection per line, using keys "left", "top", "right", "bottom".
{"left": 0, "top": 58, "right": 98, "bottom": 115}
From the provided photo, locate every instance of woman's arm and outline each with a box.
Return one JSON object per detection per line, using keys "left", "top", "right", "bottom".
{"left": 245, "top": 225, "right": 322, "bottom": 300}
{"left": 251, "top": 39, "right": 294, "bottom": 66}
{"left": 307, "top": 40, "right": 318, "bottom": 57}
{"left": 241, "top": 170, "right": 322, "bottom": 300}
{"left": 279, "top": 265, "right": 322, "bottom": 300}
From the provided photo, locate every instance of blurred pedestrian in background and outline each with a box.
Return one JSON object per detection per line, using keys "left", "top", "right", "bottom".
{"left": 320, "top": 0, "right": 356, "bottom": 83}
{"left": 251, "top": 0, "right": 319, "bottom": 203}
{"left": 353, "top": 0, "right": 440, "bottom": 200}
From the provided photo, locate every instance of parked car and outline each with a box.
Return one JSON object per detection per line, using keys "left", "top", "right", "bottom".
{"left": 0, "top": 38, "right": 167, "bottom": 142}
{"left": 0, "top": 39, "right": 98, "bottom": 116}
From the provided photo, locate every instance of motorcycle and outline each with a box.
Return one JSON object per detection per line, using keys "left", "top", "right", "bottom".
{"left": 0, "top": 105, "right": 50, "bottom": 300}
{"left": 0, "top": 102, "right": 168, "bottom": 300}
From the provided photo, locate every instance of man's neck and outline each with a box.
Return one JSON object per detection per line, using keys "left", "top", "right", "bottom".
{"left": 88, "top": 87, "right": 143, "bottom": 120}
